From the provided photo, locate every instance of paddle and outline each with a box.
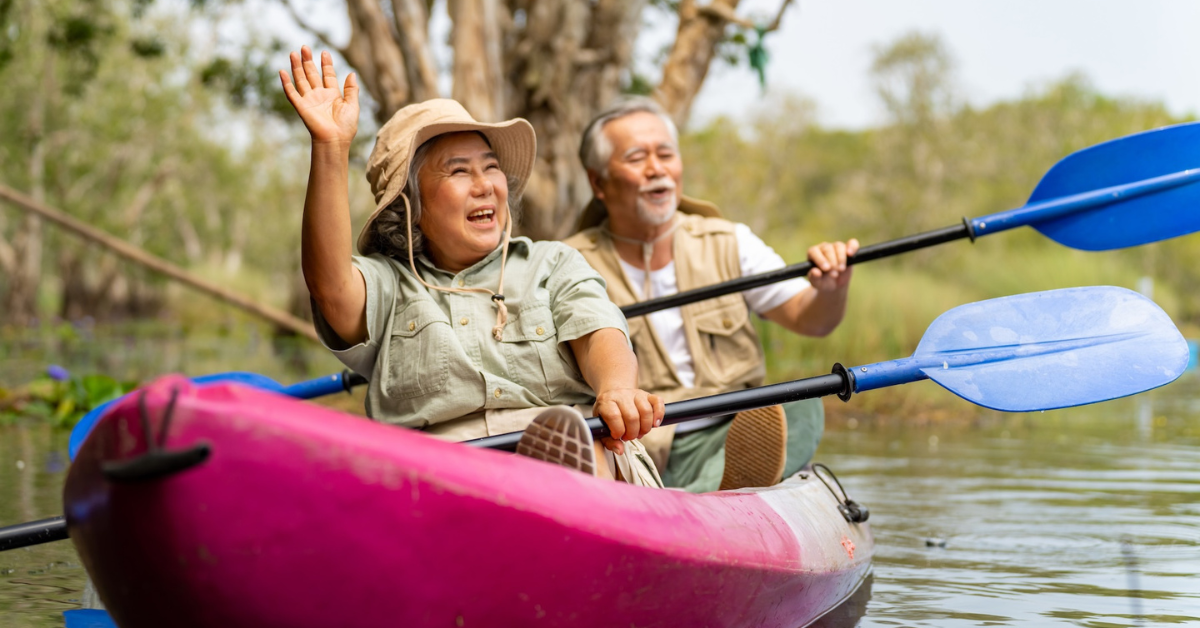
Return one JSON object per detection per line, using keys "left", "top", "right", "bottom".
{"left": 66, "top": 370, "right": 367, "bottom": 461}
{"left": 620, "top": 122, "right": 1200, "bottom": 319}
{"left": 468, "top": 286, "right": 1189, "bottom": 450}
{"left": 1, "top": 370, "right": 367, "bottom": 553}
{"left": 3, "top": 286, "right": 1184, "bottom": 551}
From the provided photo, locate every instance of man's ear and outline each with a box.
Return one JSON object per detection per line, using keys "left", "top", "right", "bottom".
{"left": 587, "top": 170, "right": 606, "bottom": 201}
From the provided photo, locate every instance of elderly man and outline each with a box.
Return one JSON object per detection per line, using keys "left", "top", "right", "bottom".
{"left": 564, "top": 98, "right": 858, "bottom": 492}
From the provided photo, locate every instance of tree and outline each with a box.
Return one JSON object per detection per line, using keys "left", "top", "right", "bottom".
{"left": 276, "top": 0, "right": 795, "bottom": 240}
{"left": 0, "top": 0, "right": 322, "bottom": 325}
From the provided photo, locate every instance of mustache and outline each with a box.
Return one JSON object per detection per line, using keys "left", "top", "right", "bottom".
{"left": 639, "top": 177, "right": 676, "bottom": 193}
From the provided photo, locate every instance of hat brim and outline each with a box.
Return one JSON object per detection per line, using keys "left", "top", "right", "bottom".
{"left": 357, "top": 117, "right": 536, "bottom": 255}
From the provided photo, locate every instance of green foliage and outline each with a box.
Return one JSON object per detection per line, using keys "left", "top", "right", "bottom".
{"left": 199, "top": 38, "right": 296, "bottom": 119}
{"left": 682, "top": 31, "right": 1197, "bottom": 412}
{"left": 0, "top": 371, "right": 137, "bottom": 428}
{"left": 0, "top": 0, "right": 331, "bottom": 323}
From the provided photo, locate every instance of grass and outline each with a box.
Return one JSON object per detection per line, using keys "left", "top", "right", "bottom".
{"left": 758, "top": 235, "right": 1194, "bottom": 420}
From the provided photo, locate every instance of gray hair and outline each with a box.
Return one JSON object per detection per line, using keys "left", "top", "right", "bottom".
{"left": 578, "top": 97, "right": 679, "bottom": 178}
{"left": 371, "top": 131, "right": 522, "bottom": 261}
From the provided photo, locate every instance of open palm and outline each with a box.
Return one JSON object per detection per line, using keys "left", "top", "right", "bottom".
{"left": 280, "top": 46, "right": 359, "bottom": 145}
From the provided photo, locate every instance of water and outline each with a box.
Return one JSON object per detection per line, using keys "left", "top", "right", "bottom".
{"left": 0, "top": 348, "right": 1198, "bottom": 626}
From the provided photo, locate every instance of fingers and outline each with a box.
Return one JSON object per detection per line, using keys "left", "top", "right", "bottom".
{"left": 321, "top": 50, "right": 338, "bottom": 89}
{"left": 279, "top": 70, "right": 301, "bottom": 105}
{"left": 301, "top": 46, "right": 323, "bottom": 94}
{"left": 344, "top": 72, "right": 359, "bottom": 105}
{"left": 601, "top": 437, "right": 624, "bottom": 455}
{"left": 613, "top": 395, "right": 640, "bottom": 442}
{"left": 289, "top": 50, "right": 310, "bottom": 95}
{"left": 596, "top": 398, "right": 625, "bottom": 442}
{"left": 634, "top": 393, "right": 654, "bottom": 439}
{"left": 596, "top": 389, "right": 663, "bottom": 444}
{"left": 808, "top": 240, "right": 857, "bottom": 288}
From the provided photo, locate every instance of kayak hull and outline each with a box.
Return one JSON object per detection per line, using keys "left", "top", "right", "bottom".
{"left": 65, "top": 377, "right": 872, "bottom": 628}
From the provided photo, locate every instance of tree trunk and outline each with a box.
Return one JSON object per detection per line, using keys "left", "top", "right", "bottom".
{"left": 449, "top": 0, "right": 505, "bottom": 122}
{"left": 288, "top": 0, "right": 782, "bottom": 239}
{"left": 655, "top": 0, "right": 738, "bottom": 127}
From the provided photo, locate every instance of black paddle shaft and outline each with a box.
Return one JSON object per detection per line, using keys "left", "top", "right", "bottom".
{"left": 0, "top": 516, "right": 67, "bottom": 551}
{"left": 619, "top": 220, "right": 974, "bottom": 319}
{"left": 466, "top": 371, "right": 851, "bottom": 452}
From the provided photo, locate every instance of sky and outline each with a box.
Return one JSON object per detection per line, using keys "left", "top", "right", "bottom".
{"left": 255, "top": 0, "right": 1200, "bottom": 131}
{"left": 683, "top": 0, "right": 1200, "bottom": 129}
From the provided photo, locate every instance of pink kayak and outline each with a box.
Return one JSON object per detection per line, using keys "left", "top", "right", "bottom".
{"left": 64, "top": 376, "right": 873, "bottom": 628}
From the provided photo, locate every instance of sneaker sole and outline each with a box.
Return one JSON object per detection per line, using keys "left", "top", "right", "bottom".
{"left": 720, "top": 404, "right": 787, "bottom": 490}
{"left": 515, "top": 408, "right": 597, "bottom": 476}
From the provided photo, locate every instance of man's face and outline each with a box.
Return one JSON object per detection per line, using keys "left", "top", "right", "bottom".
{"left": 592, "top": 111, "right": 683, "bottom": 229}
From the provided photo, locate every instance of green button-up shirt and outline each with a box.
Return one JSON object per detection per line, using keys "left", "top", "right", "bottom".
{"left": 313, "top": 237, "right": 629, "bottom": 432}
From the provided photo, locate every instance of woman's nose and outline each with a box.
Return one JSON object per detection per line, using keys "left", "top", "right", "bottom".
{"left": 472, "top": 171, "right": 494, "bottom": 196}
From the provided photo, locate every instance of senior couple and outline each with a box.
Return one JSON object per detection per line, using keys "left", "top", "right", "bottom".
{"left": 281, "top": 46, "right": 857, "bottom": 492}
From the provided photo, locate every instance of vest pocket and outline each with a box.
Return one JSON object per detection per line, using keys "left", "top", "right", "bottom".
{"left": 691, "top": 300, "right": 762, "bottom": 384}
{"left": 499, "top": 303, "right": 559, "bottom": 400}
{"left": 384, "top": 300, "right": 451, "bottom": 400}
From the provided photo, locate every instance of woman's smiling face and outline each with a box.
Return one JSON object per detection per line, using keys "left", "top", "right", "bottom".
{"left": 416, "top": 132, "right": 510, "bottom": 272}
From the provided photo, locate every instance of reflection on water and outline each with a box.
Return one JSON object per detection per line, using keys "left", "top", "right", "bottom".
{"left": 816, "top": 376, "right": 1200, "bottom": 627}
{"left": 0, "top": 335, "right": 1198, "bottom": 627}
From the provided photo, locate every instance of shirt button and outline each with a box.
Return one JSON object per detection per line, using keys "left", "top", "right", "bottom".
{"left": 408, "top": 321, "right": 416, "bottom": 332}
{"left": 494, "top": 388, "right": 502, "bottom": 398}
{"left": 460, "top": 317, "right": 469, "bottom": 326}
{"left": 458, "top": 279, "right": 465, "bottom": 287}
{"left": 535, "top": 326, "right": 545, "bottom": 336}
{"left": 722, "top": 318, "right": 733, "bottom": 329}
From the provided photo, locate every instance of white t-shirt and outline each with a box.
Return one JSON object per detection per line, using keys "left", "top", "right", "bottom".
{"left": 618, "top": 223, "right": 809, "bottom": 388}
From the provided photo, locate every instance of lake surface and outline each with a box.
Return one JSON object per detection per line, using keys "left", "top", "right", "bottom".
{"left": 1, "top": 341, "right": 1197, "bottom": 627}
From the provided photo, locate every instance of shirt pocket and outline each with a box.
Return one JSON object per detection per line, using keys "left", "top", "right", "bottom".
{"left": 500, "top": 303, "right": 561, "bottom": 400}
{"left": 691, "top": 298, "right": 761, "bottom": 384}
{"left": 384, "top": 300, "right": 451, "bottom": 400}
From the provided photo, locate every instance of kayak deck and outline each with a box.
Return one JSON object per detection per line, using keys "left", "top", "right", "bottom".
{"left": 65, "top": 377, "right": 873, "bottom": 628}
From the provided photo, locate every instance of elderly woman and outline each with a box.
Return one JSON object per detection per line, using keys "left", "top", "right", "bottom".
{"left": 279, "top": 46, "right": 663, "bottom": 484}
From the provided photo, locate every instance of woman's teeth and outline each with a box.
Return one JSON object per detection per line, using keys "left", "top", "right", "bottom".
{"left": 468, "top": 209, "right": 495, "bottom": 223}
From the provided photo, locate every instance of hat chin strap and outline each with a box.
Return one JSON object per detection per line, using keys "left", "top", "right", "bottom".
{"left": 404, "top": 193, "right": 512, "bottom": 341}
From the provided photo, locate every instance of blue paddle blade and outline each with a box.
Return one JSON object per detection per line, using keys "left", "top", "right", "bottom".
{"left": 852, "top": 287, "right": 1187, "bottom": 411}
{"left": 1028, "top": 122, "right": 1200, "bottom": 250}
{"left": 914, "top": 287, "right": 1188, "bottom": 411}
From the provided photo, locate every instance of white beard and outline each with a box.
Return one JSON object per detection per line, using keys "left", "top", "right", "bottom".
{"left": 636, "top": 191, "right": 677, "bottom": 227}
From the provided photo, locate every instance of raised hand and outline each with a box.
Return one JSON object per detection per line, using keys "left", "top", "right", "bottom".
{"left": 279, "top": 46, "right": 359, "bottom": 146}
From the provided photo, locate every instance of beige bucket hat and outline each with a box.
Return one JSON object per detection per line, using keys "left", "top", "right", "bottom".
{"left": 359, "top": 99, "right": 536, "bottom": 255}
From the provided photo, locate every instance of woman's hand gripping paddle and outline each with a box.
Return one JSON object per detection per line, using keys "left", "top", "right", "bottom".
{"left": 471, "top": 286, "right": 1189, "bottom": 450}
{"left": 7, "top": 287, "right": 1183, "bottom": 550}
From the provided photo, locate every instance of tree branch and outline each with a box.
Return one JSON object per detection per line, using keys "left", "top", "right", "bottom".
{"left": 697, "top": 0, "right": 793, "bottom": 32}
{"left": 391, "top": 0, "right": 441, "bottom": 102}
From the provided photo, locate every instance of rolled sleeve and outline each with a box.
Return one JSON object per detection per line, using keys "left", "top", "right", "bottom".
{"left": 310, "top": 254, "right": 399, "bottom": 377}
{"left": 546, "top": 246, "right": 631, "bottom": 345}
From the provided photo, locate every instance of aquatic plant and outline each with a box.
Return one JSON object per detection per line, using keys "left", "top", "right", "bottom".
{"left": 0, "top": 367, "right": 138, "bottom": 428}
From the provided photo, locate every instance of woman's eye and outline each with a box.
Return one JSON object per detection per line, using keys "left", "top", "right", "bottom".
{"left": 486, "top": 162, "right": 500, "bottom": 170}
{"left": 452, "top": 168, "right": 468, "bottom": 175}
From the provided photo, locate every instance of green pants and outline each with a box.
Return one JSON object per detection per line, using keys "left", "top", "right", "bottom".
{"left": 660, "top": 398, "right": 824, "bottom": 493}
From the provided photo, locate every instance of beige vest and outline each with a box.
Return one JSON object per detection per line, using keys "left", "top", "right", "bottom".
{"left": 564, "top": 212, "right": 767, "bottom": 403}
